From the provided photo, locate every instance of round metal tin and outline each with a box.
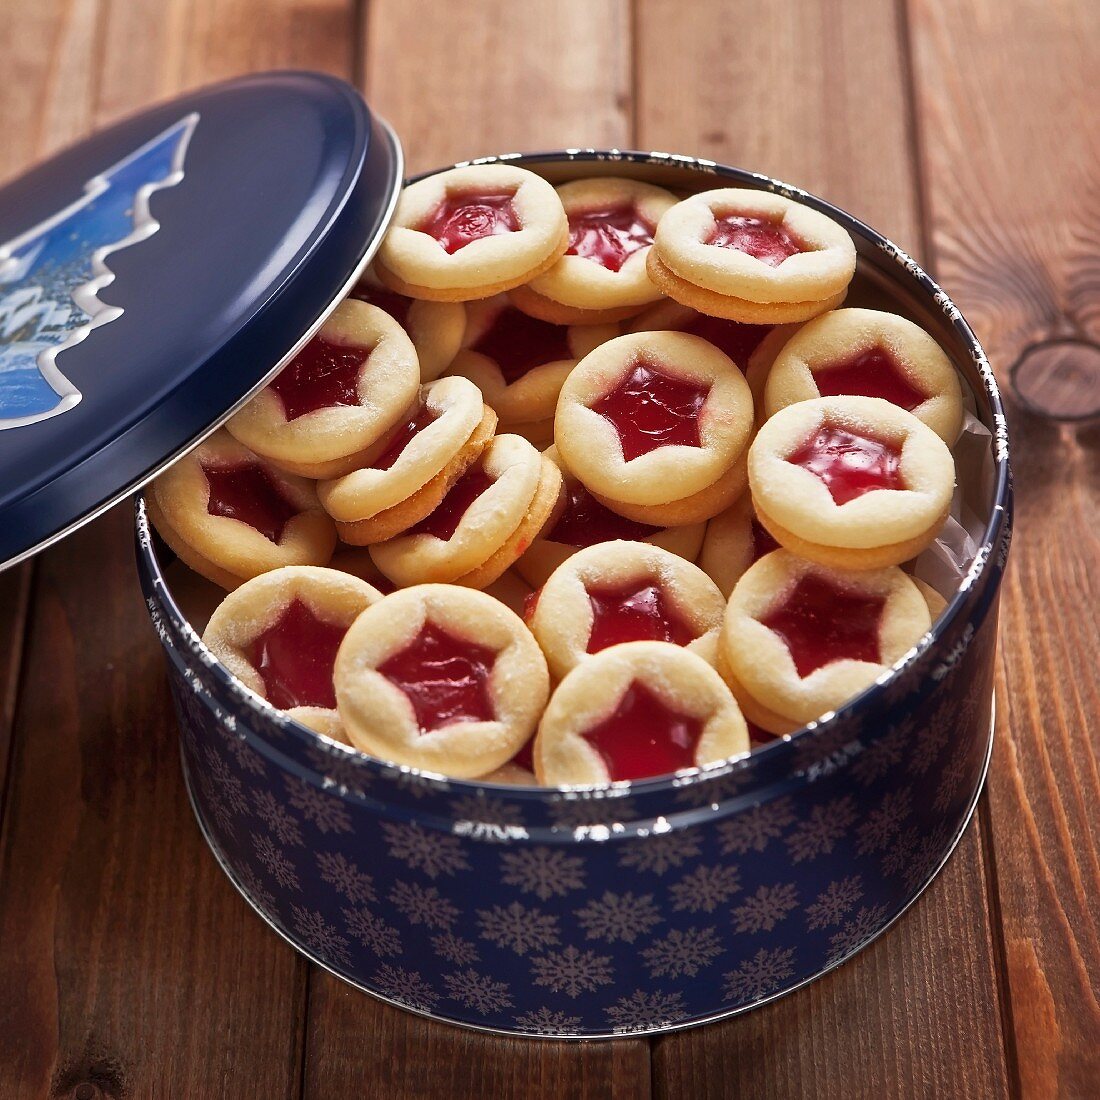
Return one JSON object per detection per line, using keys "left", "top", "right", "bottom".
{"left": 137, "top": 150, "right": 1012, "bottom": 1038}
{"left": 0, "top": 71, "right": 402, "bottom": 570}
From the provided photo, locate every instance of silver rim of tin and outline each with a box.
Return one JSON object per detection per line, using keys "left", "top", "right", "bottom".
{"left": 181, "top": 700, "right": 995, "bottom": 1041}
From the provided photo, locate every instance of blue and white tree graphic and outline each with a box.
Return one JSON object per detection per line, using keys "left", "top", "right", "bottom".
{"left": 0, "top": 113, "right": 198, "bottom": 429}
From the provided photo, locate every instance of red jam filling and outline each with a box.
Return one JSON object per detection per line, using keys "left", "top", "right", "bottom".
{"left": 566, "top": 204, "right": 654, "bottom": 273}
{"left": 378, "top": 622, "right": 496, "bottom": 733}
{"left": 761, "top": 574, "right": 885, "bottom": 678}
{"left": 408, "top": 466, "right": 496, "bottom": 541}
{"left": 247, "top": 598, "right": 345, "bottom": 710}
{"left": 418, "top": 191, "right": 520, "bottom": 254}
{"left": 268, "top": 337, "right": 370, "bottom": 421}
{"left": 590, "top": 358, "right": 710, "bottom": 462}
{"left": 684, "top": 314, "right": 772, "bottom": 369}
{"left": 369, "top": 403, "right": 439, "bottom": 471}
{"left": 351, "top": 283, "right": 413, "bottom": 327}
{"left": 547, "top": 482, "right": 662, "bottom": 548}
{"left": 586, "top": 580, "right": 697, "bottom": 653}
{"left": 471, "top": 306, "right": 572, "bottom": 383}
{"left": 582, "top": 682, "right": 703, "bottom": 781}
{"left": 748, "top": 721, "right": 776, "bottom": 747}
{"left": 511, "top": 734, "right": 535, "bottom": 774}
{"left": 786, "top": 424, "right": 903, "bottom": 505}
{"left": 706, "top": 214, "right": 802, "bottom": 268}
{"left": 202, "top": 462, "right": 300, "bottom": 543}
{"left": 751, "top": 515, "right": 780, "bottom": 561}
{"left": 813, "top": 346, "right": 927, "bottom": 411}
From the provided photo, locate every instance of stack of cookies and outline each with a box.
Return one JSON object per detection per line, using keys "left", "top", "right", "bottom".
{"left": 152, "top": 161, "right": 968, "bottom": 788}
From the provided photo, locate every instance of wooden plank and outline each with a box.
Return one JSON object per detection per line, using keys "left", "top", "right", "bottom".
{"left": 636, "top": 1, "right": 1013, "bottom": 1095}
{"left": 300, "top": 3, "right": 650, "bottom": 1095}
{"left": 907, "top": 1, "right": 1100, "bottom": 1095}
{"left": 0, "top": 1, "right": 355, "bottom": 1095}
{"left": 0, "top": 566, "right": 32, "bottom": 821}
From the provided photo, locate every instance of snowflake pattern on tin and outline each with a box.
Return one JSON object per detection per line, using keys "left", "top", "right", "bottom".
{"left": 500, "top": 848, "right": 585, "bottom": 899}
{"left": 373, "top": 963, "right": 439, "bottom": 1011}
{"left": 785, "top": 797, "right": 857, "bottom": 863}
{"left": 290, "top": 904, "right": 351, "bottom": 967}
{"left": 855, "top": 789, "right": 912, "bottom": 854}
{"left": 618, "top": 832, "right": 701, "bottom": 875}
{"left": 530, "top": 945, "right": 613, "bottom": 998}
{"left": 204, "top": 745, "right": 250, "bottom": 816}
{"left": 444, "top": 969, "right": 513, "bottom": 1015}
{"left": 805, "top": 877, "right": 864, "bottom": 930}
{"left": 606, "top": 989, "right": 689, "bottom": 1032}
{"left": 343, "top": 906, "right": 402, "bottom": 958}
{"left": 669, "top": 864, "right": 742, "bottom": 913}
{"left": 316, "top": 851, "right": 375, "bottom": 905}
{"left": 515, "top": 1007, "right": 583, "bottom": 1035}
{"left": 641, "top": 926, "right": 723, "bottom": 978}
{"left": 722, "top": 947, "right": 796, "bottom": 1005}
{"left": 389, "top": 880, "right": 459, "bottom": 929}
{"left": 432, "top": 931, "right": 481, "bottom": 966}
{"left": 717, "top": 798, "right": 795, "bottom": 854}
{"left": 732, "top": 883, "right": 799, "bottom": 933}
{"left": 253, "top": 788, "right": 304, "bottom": 848}
{"left": 253, "top": 834, "right": 300, "bottom": 891}
{"left": 381, "top": 821, "right": 471, "bottom": 879}
{"left": 284, "top": 775, "right": 352, "bottom": 835}
{"left": 827, "top": 904, "right": 889, "bottom": 965}
{"left": 478, "top": 901, "right": 560, "bottom": 956}
{"left": 575, "top": 891, "right": 662, "bottom": 943}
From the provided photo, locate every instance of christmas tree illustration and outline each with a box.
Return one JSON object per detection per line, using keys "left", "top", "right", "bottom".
{"left": 0, "top": 112, "right": 198, "bottom": 429}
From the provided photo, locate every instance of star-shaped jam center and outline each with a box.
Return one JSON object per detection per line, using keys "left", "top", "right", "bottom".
{"left": 379, "top": 622, "right": 496, "bottom": 733}
{"left": 813, "top": 346, "right": 928, "bottom": 411}
{"left": 268, "top": 337, "right": 371, "bottom": 421}
{"left": 546, "top": 481, "right": 663, "bottom": 548}
{"left": 761, "top": 573, "right": 886, "bottom": 678}
{"left": 786, "top": 423, "right": 904, "bottom": 505}
{"left": 369, "top": 401, "right": 439, "bottom": 472}
{"left": 418, "top": 191, "right": 520, "bottom": 254}
{"left": 408, "top": 465, "right": 497, "bottom": 541}
{"left": 581, "top": 681, "right": 704, "bottom": 782}
{"left": 706, "top": 213, "right": 802, "bottom": 268}
{"left": 566, "top": 203, "right": 654, "bottom": 272}
{"left": 202, "top": 461, "right": 300, "bottom": 543}
{"left": 471, "top": 306, "right": 573, "bottom": 384}
{"left": 247, "top": 598, "right": 346, "bottom": 710}
{"left": 590, "top": 357, "right": 710, "bottom": 462}
{"left": 586, "top": 579, "right": 698, "bottom": 653}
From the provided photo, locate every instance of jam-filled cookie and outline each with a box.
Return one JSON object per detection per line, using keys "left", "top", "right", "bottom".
{"left": 764, "top": 308, "right": 964, "bottom": 442}
{"left": 720, "top": 550, "right": 931, "bottom": 729}
{"left": 649, "top": 188, "right": 855, "bottom": 323}
{"left": 554, "top": 330, "right": 754, "bottom": 525}
{"left": 744, "top": 323, "right": 803, "bottom": 425}
{"left": 526, "top": 540, "right": 726, "bottom": 680}
{"left": 629, "top": 299, "right": 778, "bottom": 372}
{"left": 375, "top": 164, "right": 568, "bottom": 302}
{"left": 334, "top": 584, "right": 550, "bottom": 777}
{"left": 511, "top": 177, "right": 678, "bottom": 325}
{"left": 445, "top": 295, "right": 614, "bottom": 428}
{"left": 477, "top": 728, "right": 538, "bottom": 786}
{"left": 149, "top": 430, "right": 337, "bottom": 590}
{"left": 748, "top": 395, "right": 956, "bottom": 569}
{"left": 370, "top": 433, "right": 563, "bottom": 589}
{"left": 697, "top": 493, "right": 780, "bottom": 598}
{"left": 225, "top": 300, "right": 421, "bottom": 480}
{"left": 202, "top": 566, "right": 383, "bottom": 739}
{"left": 351, "top": 266, "right": 466, "bottom": 381}
{"left": 513, "top": 446, "right": 705, "bottom": 587}
{"left": 534, "top": 641, "right": 749, "bottom": 785}
{"left": 482, "top": 568, "right": 535, "bottom": 618}
{"left": 328, "top": 546, "right": 397, "bottom": 592}
{"left": 317, "top": 376, "right": 496, "bottom": 544}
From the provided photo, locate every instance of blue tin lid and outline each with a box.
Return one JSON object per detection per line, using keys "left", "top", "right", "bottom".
{"left": 0, "top": 71, "right": 402, "bottom": 569}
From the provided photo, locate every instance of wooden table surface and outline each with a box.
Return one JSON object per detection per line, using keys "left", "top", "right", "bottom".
{"left": 0, "top": 1, "right": 1097, "bottom": 1096}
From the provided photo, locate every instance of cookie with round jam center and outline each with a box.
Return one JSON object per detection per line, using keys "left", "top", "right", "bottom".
{"left": 247, "top": 598, "right": 346, "bottom": 710}
{"left": 418, "top": 191, "right": 520, "bottom": 254}
{"left": 761, "top": 573, "right": 885, "bottom": 678}
{"left": 202, "top": 461, "right": 300, "bottom": 543}
{"left": 378, "top": 622, "right": 496, "bottom": 733}
{"left": 812, "top": 346, "right": 927, "bottom": 411}
{"left": 586, "top": 580, "right": 697, "bottom": 653}
{"left": 581, "top": 681, "right": 703, "bottom": 781}
{"left": 591, "top": 358, "right": 711, "bottom": 461}
{"left": 471, "top": 306, "right": 572, "bottom": 383}
{"left": 706, "top": 213, "right": 802, "bottom": 268}
{"left": 786, "top": 423, "right": 903, "bottom": 505}
{"left": 268, "top": 337, "right": 370, "bottom": 421}
{"left": 566, "top": 204, "right": 654, "bottom": 273}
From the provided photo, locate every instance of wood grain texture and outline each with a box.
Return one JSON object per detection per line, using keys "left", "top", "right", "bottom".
{"left": 0, "top": 566, "right": 32, "bottom": 821}
{"left": 908, "top": 1, "right": 1100, "bottom": 1095}
{"left": 299, "top": 3, "right": 649, "bottom": 1095}
{"left": 638, "top": 1, "right": 1013, "bottom": 1094}
{"left": 0, "top": 1, "right": 355, "bottom": 1096}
